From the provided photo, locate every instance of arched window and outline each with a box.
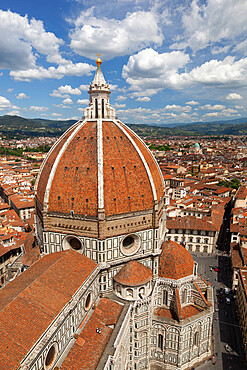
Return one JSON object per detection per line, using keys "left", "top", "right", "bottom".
{"left": 126, "top": 288, "right": 133, "bottom": 297}
{"left": 95, "top": 98, "right": 98, "bottom": 118}
{"left": 116, "top": 284, "right": 121, "bottom": 293}
{"left": 193, "top": 331, "right": 199, "bottom": 346}
{"left": 182, "top": 288, "right": 187, "bottom": 304}
{"left": 140, "top": 332, "right": 148, "bottom": 355}
{"left": 158, "top": 333, "right": 163, "bottom": 350}
{"left": 163, "top": 290, "right": 168, "bottom": 306}
{"left": 102, "top": 98, "right": 105, "bottom": 118}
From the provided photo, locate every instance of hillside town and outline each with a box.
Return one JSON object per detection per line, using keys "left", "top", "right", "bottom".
{"left": 0, "top": 131, "right": 247, "bottom": 369}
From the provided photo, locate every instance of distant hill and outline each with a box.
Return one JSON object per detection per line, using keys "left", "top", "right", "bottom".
{"left": 0, "top": 114, "right": 247, "bottom": 139}
{"left": 0, "top": 115, "right": 75, "bottom": 139}
{"left": 161, "top": 117, "right": 247, "bottom": 128}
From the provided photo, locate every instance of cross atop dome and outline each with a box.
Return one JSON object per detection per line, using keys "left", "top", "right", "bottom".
{"left": 96, "top": 53, "right": 102, "bottom": 67}
{"left": 84, "top": 54, "right": 116, "bottom": 119}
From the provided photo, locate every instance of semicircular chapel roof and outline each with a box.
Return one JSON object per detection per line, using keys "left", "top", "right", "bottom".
{"left": 113, "top": 260, "right": 153, "bottom": 287}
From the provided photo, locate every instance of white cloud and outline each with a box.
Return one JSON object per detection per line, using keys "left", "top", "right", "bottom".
{"left": 203, "top": 108, "right": 239, "bottom": 118}
{"left": 79, "top": 84, "right": 89, "bottom": 91}
{"left": 136, "top": 97, "right": 150, "bottom": 102}
{"left": 123, "top": 50, "right": 247, "bottom": 92}
{"left": 211, "top": 45, "right": 231, "bottom": 55}
{"left": 7, "top": 110, "right": 20, "bottom": 116}
{"left": 77, "top": 99, "right": 89, "bottom": 105}
{"left": 29, "top": 106, "right": 49, "bottom": 111}
{"left": 16, "top": 92, "right": 30, "bottom": 99}
{"left": 222, "top": 108, "right": 238, "bottom": 114}
{"left": 172, "top": 0, "right": 247, "bottom": 52}
{"left": 163, "top": 104, "right": 191, "bottom": 113}
{"left": 68, "top": 8, "right": 163, "bottom": 59}
{"left": 234, "top": 39, "right": 247, "bottom": 56}
{"left": 114, "top": 103, "right": 126, "bottom": 108}
{"left": 226, "top": 93, "right": 243, "bottom": 100}
{"left": 202, "top": 112, "right": 219, "bottom": 118}
{"left": 0, "top": 9, "right": 64, "bottom": 71}
{"left": 199, "top": 104, "right": 225, "bottom": 111}
{"left": 7, "top": 88, "right": 13, "bottom": 93}
{"left": 63, "top": 98, "right": 73, "bottom": 105}
{"left": 130, "top": 89, "right": 161, "bottom": 98}
{"left": 10, "top": 61, "right": 95, "bottom": 81}
{"left": 0, "top": 96, "right": 12, "bottom": 110}
{"left": 123, "top": 48, "right": 190, "bottom": 91}
{"left": 116, "top": 95, "right": 127, "bottom": 101}
{"left": 51, "top": 113, "right": 62, "bottom": 117}
{"left": 186, "top": 100, "right": 199, "bottom": 106}
{"left": 109, "top": 84, "right": 118, "bottom": 91}
{"left": 53, "top": 104, "right": 71, "bottom": 109}
{"left": 70, "top": 116, "right": 80, "bottom": 120}
{"left": 183, "top": 57, "right": 247, "bottom": 87}
{"left": 50, "top": 85, "right": 81, "bottom": 98}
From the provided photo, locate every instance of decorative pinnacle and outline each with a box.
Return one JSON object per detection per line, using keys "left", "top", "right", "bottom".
{"left": 96, "top": 53, "right": 102, "bottom": 67}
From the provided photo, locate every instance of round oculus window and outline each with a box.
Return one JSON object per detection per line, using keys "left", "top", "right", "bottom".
{"left": 63, "top": 236, "right": 83, "bottom": 251}
{"left": 44, "top": 343, "right": 58, "bottom": 369}
{"left": 69, "top": 237, "right": 81, "bottom": 250}
{"left": 121, "top": 234, "right": 140, "bottom": 256}
{"left": 84, "top": 292, "right": 92, "bottom": 311}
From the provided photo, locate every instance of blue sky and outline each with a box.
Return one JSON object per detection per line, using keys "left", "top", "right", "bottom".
{"left": 0, "top": 0, "right": 247, "bottom": 126}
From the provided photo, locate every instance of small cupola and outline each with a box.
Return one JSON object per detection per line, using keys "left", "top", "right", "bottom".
{"left": 84, "top": 54, "right": 116, "bottom": 120}
{"left": 113, "top": 260, "right": 153, "bottom": 301}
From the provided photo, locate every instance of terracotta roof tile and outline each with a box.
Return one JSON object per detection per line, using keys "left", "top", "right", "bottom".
{"left": 159, "top": 241, "right": 194, "bottom": 280}
{"left": 121, "top": 122, "right": 164, "bottom": 203}
{"left": 102, "top": 121, "right": 154, "bottom": 215}
{"left": 166, "top": 216, "right": 217, "bottom": 232}
{"left": 48, "top": 121, "right": 98, "bottom": 216}
{"left": 0, "top": 250, "right": 97, "bottom": 369}
{"left": 36, "top": 122, "right": 80, "bottom": 205}
{"left": 114, "top": 260, "right": 152, "bottom": 286}
{"left": 37, "top": 120, "right": 164, "bottom": 218}
{"left": 154, "top": 304, "right": 202, "bottom": 321}
{"left": 60, "top": 298, "right": 123, "bottom": 370}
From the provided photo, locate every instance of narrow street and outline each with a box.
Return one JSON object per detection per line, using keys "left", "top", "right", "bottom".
{"left": 193, "top": 251, "right": 246, "bottom": 370}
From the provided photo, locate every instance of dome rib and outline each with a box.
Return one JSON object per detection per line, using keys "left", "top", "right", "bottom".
{"left": 97, "top": 118, "right": 104, "bottom": 210}
{"left": 119, "top": 122, "right": 164, "bottom": 201}
{"left": 43, "top": 119, "right": 89, "bottom": 210}
{"left": 35, "top": 120, "right": 81, "bottom": 205}
{"left": 36, "top": 62, "right": 165, "bottom": 218}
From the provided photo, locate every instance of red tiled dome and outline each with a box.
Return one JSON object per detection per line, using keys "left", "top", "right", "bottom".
{"left": 36, "top": 119, "right": 164, "bottom": 217}
{"left": 114, "top": 260, "right": 153, "bottom": 286}
{"left": 159, "top": 241, "right": 194, "bottom": 280}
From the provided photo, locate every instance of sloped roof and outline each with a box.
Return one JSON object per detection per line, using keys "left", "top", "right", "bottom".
{"left": 159, "top": 241, "right": 194, "bottom": 280}
{"left": 166, "top": 216, "right": 217, "bottom": 232}
{"left": 114, "top": 260, "right": 153, "bottom": 287}
{"left": 0, "top": 250, "right": 97, "bottom": 369}
{"left": 60, "top": 298, "right": 123, "bottom": 370}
